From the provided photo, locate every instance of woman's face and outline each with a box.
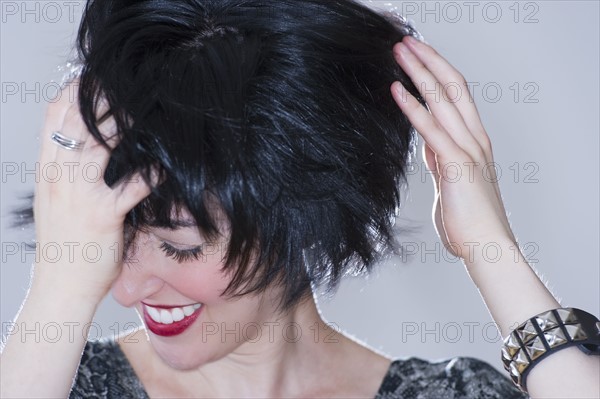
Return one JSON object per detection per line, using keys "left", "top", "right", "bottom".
{"left": 110, "top": 209, "right": 277, "bottom": 370}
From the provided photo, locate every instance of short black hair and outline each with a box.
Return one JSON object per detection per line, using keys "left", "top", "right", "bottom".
{"left": 21, "top": 0, "right": 426, "bottom": 311}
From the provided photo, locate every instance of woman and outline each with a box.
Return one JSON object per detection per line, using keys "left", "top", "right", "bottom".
{"left": 1, "top": 0, "right": 598, "bottom": 398}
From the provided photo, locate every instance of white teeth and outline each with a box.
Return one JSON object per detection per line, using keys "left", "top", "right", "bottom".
{"left": 147, "top": 306, "right": 161, "bottom": 323}
{"left": 160, "top": 309, "right": 173, "bottom": 324}
{"left": 171, "top": 308, "right": 184, "bottom": 322}
{"left": 183, "top": 305, "right": 195, "bottom": 316}
{"left": 144, "top": 303, "right": 202, "bottom": 325}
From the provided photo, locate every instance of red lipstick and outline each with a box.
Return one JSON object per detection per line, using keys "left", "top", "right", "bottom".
{"left": 142, "top": 303, "right": 203, "bottom": 337}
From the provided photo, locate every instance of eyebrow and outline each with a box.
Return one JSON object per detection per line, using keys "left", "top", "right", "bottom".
{"left": 171, "top": 219, "right": 197, "bottom": 228}
{"left": 147, "top": 219, "right": 198, "bottom": 229}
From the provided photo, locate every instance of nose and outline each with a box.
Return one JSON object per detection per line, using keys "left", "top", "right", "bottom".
{"left": 111, "top": 233, "right": 166, "bottom": 308}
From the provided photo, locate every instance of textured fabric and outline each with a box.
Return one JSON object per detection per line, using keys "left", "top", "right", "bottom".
{"left": 70, "top": 338, "right": 529, "bottom": 398}
{"left": 375, "top": 357, "right": 529, "bottom": 399}
{"left": 70, "top": 338, "right": 148, "bottom": 399}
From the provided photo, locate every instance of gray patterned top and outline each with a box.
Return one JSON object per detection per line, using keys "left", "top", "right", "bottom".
{"left": 69, "top": 338, "right": 529, "bottom": 398}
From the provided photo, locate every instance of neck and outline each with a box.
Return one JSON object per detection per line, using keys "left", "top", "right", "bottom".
{"left": 194, "top": 296, "right": 343, "bottom": 397}
{"left": 136, "top": 294, "right": 349, "bottom": 397}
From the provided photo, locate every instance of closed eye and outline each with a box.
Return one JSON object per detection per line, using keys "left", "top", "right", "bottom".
{"left": 159, "top": 241, "right": 203, "bottom": 263}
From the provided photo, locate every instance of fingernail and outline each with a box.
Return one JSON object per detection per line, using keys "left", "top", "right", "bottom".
{"left": 404, "top": 35, "right": 419, "bottom": 45}
{"left": 394, "top": 82, "right": 405, "bottom": 96}
{"left": 397, "top": 43, "right": 410, "bottom": 55}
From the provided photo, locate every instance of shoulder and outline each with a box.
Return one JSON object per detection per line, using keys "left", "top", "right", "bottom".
{"left": 376, "top": 356, "right": 529, "bottom": 399}
{"left": 69, "top": 336, "right": 148, "bottom": 399}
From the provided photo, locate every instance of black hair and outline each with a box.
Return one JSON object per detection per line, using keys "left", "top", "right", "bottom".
{"left": 17, "top": 0, "right": 426, "bottom": 311}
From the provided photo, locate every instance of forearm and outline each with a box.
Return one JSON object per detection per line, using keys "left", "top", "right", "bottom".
{"left": 466, "top": 238, "right": 600, "bottom": 399}
{"left": 0, "top": 281, "right": 100, "bottom": 398}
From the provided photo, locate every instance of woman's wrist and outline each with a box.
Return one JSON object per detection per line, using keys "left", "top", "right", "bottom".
{"left": 461, "top": 235, "right": 526, "bottom": 273}
{"left": 29, "top": 266, "right": 108, "bottom": 309}
{"left": 461, "top": 236, "right": 561, "bottom": 337}
{"left": 30, "top": 256, "right": 116, "bottom": 301}
{"left": 1, "top": 273, "right": 103, "bottom": 399}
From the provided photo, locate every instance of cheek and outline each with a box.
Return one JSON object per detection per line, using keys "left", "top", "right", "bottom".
{"left": 163, "top": 253, "right": 234, "bottom": 305}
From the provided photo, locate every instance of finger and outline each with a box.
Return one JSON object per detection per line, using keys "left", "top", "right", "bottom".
{"left": 96, "top": 97, "right": 113, "bottom": 127}
{"left": 54, "top": 103, "right": 90, "bottom": 165}
{"left": 81, "top": 96, "right": 121, "bottom": 151}
{"left": 391, "top": 81, "right": 468, "bottom": 165}
{"left": 83, "top": 114, "right": 120, "bottom": 171}
{"left": 393, "top": 42, "right": 484, "bottom": 161}
{"left": 113, "top": 169, "right": 160, "bottom": 216}
{"left": 422, "top": 142, "right": 440, "bottom": 194}
{"left": 39, "top": 80, "right": 80, "bottom": 168}
{"left": 402, "top": 37, "right": 492, "bottom": 157}
{"left": 72, "top": 97, "right": 119, "bottom": 180}
{"left": 93, "top": 96, "right": 118, "bottom": 143}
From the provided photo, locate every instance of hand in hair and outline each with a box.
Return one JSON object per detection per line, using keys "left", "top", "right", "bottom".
{"left": 31, "top": 79, "right": 156, "bottom": 300}
{"left": 391, "top": 36, "right": 516, "bottom": 264}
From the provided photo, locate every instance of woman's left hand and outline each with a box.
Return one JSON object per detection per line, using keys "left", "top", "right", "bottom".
{"left": 390, "top": 35, "right": 516, "bottom": 264}
{"left": 389, "top": 38, "right": 600, "bottom": 399}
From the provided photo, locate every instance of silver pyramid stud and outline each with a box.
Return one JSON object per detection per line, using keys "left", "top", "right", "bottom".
{"left": 556, "top": 308, "right": 578, "bottom": 324}
{"left": 535, "top": 310, "right": 559, "bottom": 331}
{"left": 512, "top": 350, "right": 529, "bottom": 373}
{"left": 524, "top": 336, "right": 546, "bottom": 360}
{"left": 564, "top": 324, "right": 587, "bottom": 341}
{"left": 510, "top": 362, "right": 521, "bottom": 378}
{"left": 501, "top": 346, "right": 513, "bottom": 361}
{"left": 544, "top": 327, "right": 568, "bottom": 348}
{"left": 504, "top": 333, "right": 521, "bottom": 357}
{"left": 516, "top": 319, "right": 538, "bottom": 343}
{"left": 509, "top": 365, "right": 521, "bottom": 385}
{"left": 501, "top": 349, "right": 512, "bottom": 370}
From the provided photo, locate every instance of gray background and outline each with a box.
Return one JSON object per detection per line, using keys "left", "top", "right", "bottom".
{"left": 1, "top": 0, "right": 598, "bottom": 375}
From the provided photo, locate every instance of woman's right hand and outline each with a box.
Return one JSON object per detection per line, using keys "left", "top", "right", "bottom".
{"left": 0, "top": 80, "right": 156, "bottom": 399}
{"left": 31, "top": 79, "right": 154, "bottom": 302}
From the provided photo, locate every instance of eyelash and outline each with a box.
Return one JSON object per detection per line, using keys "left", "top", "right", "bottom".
{"left": 159, "top": 241, "right": 203, "bottom": 263}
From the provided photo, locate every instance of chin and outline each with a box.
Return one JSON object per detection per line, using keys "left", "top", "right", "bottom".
{"left": 149, "top": 334, "right": 228, "bottom": 371}
{"left": 159, "top": 352, "right": 206, "bottom": 370}
{"left": 152, "top": 339, "right": 210, "bottom": 370}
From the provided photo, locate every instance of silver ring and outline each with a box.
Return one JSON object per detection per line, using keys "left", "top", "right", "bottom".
{"left": 50, "top": 131, "right": 85, "bottom": 151}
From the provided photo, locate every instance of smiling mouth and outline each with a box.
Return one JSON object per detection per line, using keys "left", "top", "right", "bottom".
{"left": 142, "top": 302, "right": 203, "bottom": 337}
